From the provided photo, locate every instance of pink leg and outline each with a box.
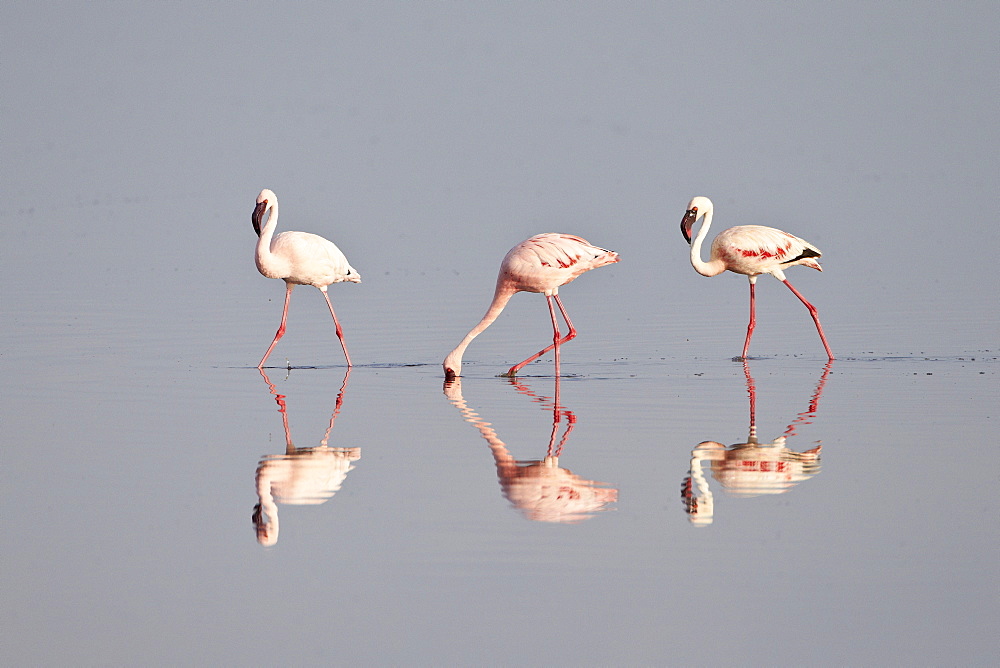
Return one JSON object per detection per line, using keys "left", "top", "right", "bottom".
{"left": 782, "top": 279, "right": 834, "bottom": 360}
{"left": 259, "top": 283, "right": 294, "bottom": 368}
{"left": 741, "top": 281, "right": 756, "bottom": 359}
{"left": 506, "top": 295, "right": 577, "bottom": 377}
{"left": 549, "top": 296, "right": 562, "bottom": 378}
{"left": 320, "top": 288, "right": 352, "bottom": 367}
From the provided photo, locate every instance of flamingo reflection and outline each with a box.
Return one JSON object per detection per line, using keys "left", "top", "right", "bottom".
{"left": 444, "top": 376, "right": 617, "bottom": 523}
{"left": 252, "top": 368, "right": 360, "bottom": 545}
{"left": 682, "top": 361, "right": 831, "bottom": 526}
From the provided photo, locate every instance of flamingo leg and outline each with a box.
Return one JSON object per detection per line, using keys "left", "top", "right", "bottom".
{"left": 320, "top": 288, "right": 353, "bottom": 367}
{"left": 741, "top": 281, "right": 757, "bottom": 359}
{"left": 549, "top": 296, "right": 562, "bottom": 378}
{"left": 781, "top": 279, "right": 835, "bottom": 360}
{"left": 506, "top": 295, "right": 577, "bottom": 377}
{"left": 259, "top": 283, "right": 294, "bottom": 368}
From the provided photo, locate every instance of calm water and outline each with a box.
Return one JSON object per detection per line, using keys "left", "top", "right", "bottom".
{"left": 4, "top": 271, "right": 997, "bottom": 664}
{"left": 5, "top": 3, "right": 998, "bottom": 665}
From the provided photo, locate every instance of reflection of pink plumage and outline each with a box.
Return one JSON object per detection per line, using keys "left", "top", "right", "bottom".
{"left": 444, "top": 376, "right": 617, "bottom": 523}
{"left": 252, "top": 189, "right": 361, "bottom": 369}
{"left": 443, "top": 233, "right": 619, "bottom": 378}
{"left": 681, "top": 360, "right": 830, "bottom": 526}
{"left": 681, "top": 196, "right": 833, "bottom": 360}
{"left": 253, "top": 368, "right": 357, "bottom": 546}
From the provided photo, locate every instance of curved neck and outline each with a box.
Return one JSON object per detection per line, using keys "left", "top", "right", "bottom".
{"left": 443, "top": 281, "right": 516, "bottom": 373}
{"left": 686, "top": 454, "right": 714, "bottom": 525}
{"left": 256, "top": 202, "right": 279, "bottom": 260}
{"left": 690, "top": 208, "right": 725, "bottom": 277}
{"left": 445, "top": 380, "right": 516, "bottom": 468}
{"left": 254, "top": 470, "right": 279, "bottom": 546}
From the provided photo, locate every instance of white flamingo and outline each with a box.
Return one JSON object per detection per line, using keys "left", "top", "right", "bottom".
{"left": 443, "top": 233, "right": 619, "bottom": 378}
{"left": 681, "top": 196, "right": 834, "bottom": 360}
{"left": 252, "top": 189, "right": 360, "bottom": 368}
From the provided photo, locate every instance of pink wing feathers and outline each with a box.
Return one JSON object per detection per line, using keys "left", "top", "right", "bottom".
{"left": 711, "top": 225, "right": 821, "bottom": 276}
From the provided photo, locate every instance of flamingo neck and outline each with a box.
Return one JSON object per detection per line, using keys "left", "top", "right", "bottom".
{"left": 443, "top": 282, "right": 516, "bottom": 376}
{"left": 686, "top": 452, "right": 715, "bottom": 526}
{"left": 256, "top": 203, "right": 279, "bottom": 262}
{"left": 445, "top": 381, "right": 516, "bottom": 467}
{"left": 690, "top": 208, "right": 726, "bottom": 277}
{"left": 254, "top": 471, "right": 279, "bottom": 546}
{"left": 255, "top": 203, "right": 286, "bottom": 278}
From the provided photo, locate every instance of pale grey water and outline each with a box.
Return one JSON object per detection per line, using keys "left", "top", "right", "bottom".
{"left": 3, "top": 3, "right": 998, "bottom": 665}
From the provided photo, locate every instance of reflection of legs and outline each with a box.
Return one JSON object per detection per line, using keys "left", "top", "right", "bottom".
{"left": 783, "top": 360, "right": 834, "bottom": 438}
{"left": 782, "top": 279, "right": 834, "bottom": 360}
{"left": 259, "top": 283, "right": 294, "bottom": 368}
{"left": 506, "top": 295, "right": 577, "bottom": 376}
{"left": 742, "top": 359, "right": 757, "bottom": 441}
{"left": 320, "top": 287, "right": 352, "bottom": 367}
{"left": 510, "top": 375, "right": 577, "bottom": 458}
{"left": 741, "top": 281, "right": 756, "bottom": 360}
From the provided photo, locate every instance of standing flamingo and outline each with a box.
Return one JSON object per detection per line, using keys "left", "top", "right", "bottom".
{"left": 252, "top": 189, "right": 360, "bottom": 368}
{"left": 681, "top": 196, "right": 834, "bottom": 360}
{"left": 443, "top": 233, "right": 619, "bottom": 378}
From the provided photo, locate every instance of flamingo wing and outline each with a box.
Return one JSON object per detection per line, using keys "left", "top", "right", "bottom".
{"left": 270, "top": 231, "right": 361, "bottom": 286}
{"left": 521, "top": 233, "right": 618, "bottom": 269}
{"left": 712, "top": 225, "right": 821, "bottom": 275}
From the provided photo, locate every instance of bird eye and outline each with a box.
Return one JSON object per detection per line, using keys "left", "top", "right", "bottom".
{"left": 346, "top": 269, "right": 352, "bottom": 275}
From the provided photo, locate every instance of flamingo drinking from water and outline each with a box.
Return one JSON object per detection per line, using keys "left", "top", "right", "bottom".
{"left": 252, "top": 189, "right": 360, "bottom": 368}
{"left": 443, "top": 233, "right": 619, "bottom": 378}
{"left": 681, "top": 196, "right": 834, "bottom": 360}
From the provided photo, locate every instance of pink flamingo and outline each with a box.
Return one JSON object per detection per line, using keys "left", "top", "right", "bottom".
{"left": 443, "top": 233, "right": 619, "bottom": 378}
{"left": 681, "top": 196, "right": 834, "bottom": 360}
{"left": 252, "top": 189, "right": 361, "bottom": 368}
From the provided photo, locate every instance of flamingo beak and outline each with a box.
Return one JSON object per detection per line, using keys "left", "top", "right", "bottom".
{"left": 252, "top": 200, "right": 267, "bottom": 237}
{"left": 681, "top": 208, "right": 698, "bottom": 244}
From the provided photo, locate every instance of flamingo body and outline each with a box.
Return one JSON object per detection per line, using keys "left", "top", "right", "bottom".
{"left": 257, "top": 230, "right": 360, "bottom": 287}
{"left": 443, "top": 233, "right": 619, "bottom": 378}
{"left": 681, "top": 196, "right": 833, "bottom": 359}
{"left": 705, "top": 225, "right": 823, "bottom": 279}
{"left": 252, "top": 189, "right": 360, "bottom": 368}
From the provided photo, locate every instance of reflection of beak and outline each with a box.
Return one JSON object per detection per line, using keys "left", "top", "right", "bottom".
{"left": 252, "top": 200, "right": 267, "bottom": 237}
{"left": 681, "top": 208, "right": 698, "bottom": 244}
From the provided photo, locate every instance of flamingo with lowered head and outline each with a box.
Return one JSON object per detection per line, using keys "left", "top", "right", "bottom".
{"left": 252, "top": 189, "right": 361, "bottom": 368}
{"left": 681, "top": 196, "right": 834, "bottom": 360}
{"left": 443, "top": 233, "right": 619, "bottom": 378}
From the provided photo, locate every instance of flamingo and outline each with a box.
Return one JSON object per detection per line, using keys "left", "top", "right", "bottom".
{"left": 681, "top": 196, "right": 834, "bottom": 360}
{"left": 252, "top": 189, "right": 360, "bottom": 368}
{"left": 443, "top": 233, "right": 619, "bottom": 378}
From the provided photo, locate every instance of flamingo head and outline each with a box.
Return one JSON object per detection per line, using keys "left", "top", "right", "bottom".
{"left": 253, "top": 189, "right": 277, "bottom": 237}
{"left": 252, "top": 502, "right": 278, "bottom": 547}
{"left": 681, "top": 196, "right": 713, "bottom": 244}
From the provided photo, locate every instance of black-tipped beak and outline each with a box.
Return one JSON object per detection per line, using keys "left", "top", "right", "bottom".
{"left": 252, "top": 200, "right": 267, "bottom": 237}
{"left": 681, "top": 207, "right": 698, "bottom": 244}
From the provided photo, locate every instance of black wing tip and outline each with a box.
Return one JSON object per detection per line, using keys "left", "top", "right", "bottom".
{"left": 792, "top": 247, "right": 821, "bottom": 262}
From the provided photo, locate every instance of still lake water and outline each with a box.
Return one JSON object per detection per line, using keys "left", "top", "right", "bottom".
{"left": 3, "top": 195, "right": 997, "bottom": 665}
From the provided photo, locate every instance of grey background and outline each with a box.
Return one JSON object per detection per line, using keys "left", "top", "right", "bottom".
{"left": 3, "top": 2, "right": 997, "bottom": 665}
